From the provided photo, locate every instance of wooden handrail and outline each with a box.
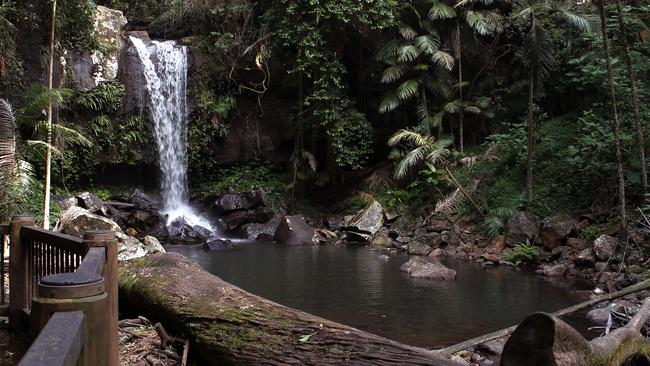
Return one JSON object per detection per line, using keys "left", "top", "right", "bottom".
{"left": 21, "top": 227, "right": 85, "bottom": 255}
{"left": 18, "top": 311, "right": 85, "bottom": 366}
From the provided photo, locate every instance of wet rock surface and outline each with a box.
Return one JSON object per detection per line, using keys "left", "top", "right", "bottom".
{"left": 399, "top": 257, "right": 456, "bottom": 280}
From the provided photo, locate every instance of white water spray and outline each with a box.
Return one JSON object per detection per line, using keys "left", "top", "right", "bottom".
{"left": 129, "top": 36, "right": 212, "bottom": 230}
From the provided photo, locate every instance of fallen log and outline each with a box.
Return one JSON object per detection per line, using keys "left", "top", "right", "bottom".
{"left": 500, "top": 297, "right": 650, "bottom": 365}
{"left": 436, "top": 278, "right": 650, "bottom": 357}
{"left": 119, "top": 253, "right": 460, "bottom": 366}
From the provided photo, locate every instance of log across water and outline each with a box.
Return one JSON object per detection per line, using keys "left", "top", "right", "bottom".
{"left": 118, "top": 253, "right": 460, "bottom": 365}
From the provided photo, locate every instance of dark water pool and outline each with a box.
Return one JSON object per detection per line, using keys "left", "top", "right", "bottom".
{"left": 168, "top": 244, "right": 591, "bottom": 349}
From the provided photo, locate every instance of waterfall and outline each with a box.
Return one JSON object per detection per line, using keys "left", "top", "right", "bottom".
{"left": 129, "top": 36, "right": 212, "bottom": 230}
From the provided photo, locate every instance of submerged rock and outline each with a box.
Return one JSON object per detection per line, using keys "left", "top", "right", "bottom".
{"left": 274, "top": 215, "right": 318, "bottom": 245}
{"left": 399, "top": 257, "right": 456, "bottom": 280}
{"left": 203, "top": 239, "right": 234, "bottom": 250}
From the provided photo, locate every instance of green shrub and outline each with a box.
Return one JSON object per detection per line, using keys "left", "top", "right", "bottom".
{"left": 502, "top": 241, "right": 539, "bottom": 267}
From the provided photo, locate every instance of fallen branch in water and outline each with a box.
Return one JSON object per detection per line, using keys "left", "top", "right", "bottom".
{"left": 435, "top": 278, "right": 650, "bottom": 358}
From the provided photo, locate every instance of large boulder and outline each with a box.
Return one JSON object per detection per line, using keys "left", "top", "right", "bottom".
{"left": 574, "top": 248, "right": 596, "bottom": 267}
{"left": 541, "top": 264, "right": 568, "bottom": 277}
{"left": 540, "top": 214, "right": 576, "bottom": 249}
{"left": 237, "top": 218, "right": 281, "bottom": 240}
{"left": 221, "top": 206, "right": 274, "bottom": 231}
{"left": 593, "top": 235, "right": 618, "bottom": 261}
{"left": 274, "top": 215, "right": 318, "bottom": 246}
{"left": 58, "top": 206, "right": 122, "bottom": 237}
{"left": 345, "top": 200, "right": 385, "bottom": 236}
{"left": 506, "top": 211, "right": 540, "bottom": 246}
{"left": 399, "top": 257, "right": 456, "bottom": 280}
{"left": 209, "top": 188, "right": 268, "bottom": 216}
{"left": 76, "top": 192, "right": 104, "bottom": 213}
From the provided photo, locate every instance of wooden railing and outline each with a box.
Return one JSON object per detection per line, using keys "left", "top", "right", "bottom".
{"left": 3, "top": 216, "right": 118, "bottom": 366}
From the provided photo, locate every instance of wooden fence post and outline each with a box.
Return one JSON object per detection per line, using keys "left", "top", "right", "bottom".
{"left": 83, "top": 230, "right": 118, "bottom": 366}
{"left": 9, "top": 215, "right": 34, "bottom": 330}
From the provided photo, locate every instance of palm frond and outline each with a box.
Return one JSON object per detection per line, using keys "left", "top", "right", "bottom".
{"left": 435, "top": 188, "right": 463, "bottom": 215}
{"left": 443, "top": 99, "right": 463, "bottom": 113}
{"left": 0, "top": 99, "right": 15, "bottom": 170}
{"left": 429, "top": 0, "right": 457, "bottom": 20}
{"left": 388, "top": 129, "right": 430, "bottom": 147}
{"left": 376, "top": 40, "right": 402, "bottom": 62}
{"left": 399, "top": 24, "right": 418, "bottom": 40}
{"left": 414, "top": 34, "right": 440, "bottom": 55}
{"left": 465, "top": 10, "right": 492, "bottom": 35}
{"left": 398, "top": 45, "right": 421, "bottom": 62}
{"left": 381, "top": 64, "right": 409, "bottom": 83}
{"left": 397, "top": 79, "right": 421, "bottom": 101}
{"left": 431, "top": 50, "right": 455, "bottom": 70}
{"left": 379, "top": 92, "right": 402, "bottom": 113}
{"left": 394, "top": 144, "right": 431, "bottom": 179}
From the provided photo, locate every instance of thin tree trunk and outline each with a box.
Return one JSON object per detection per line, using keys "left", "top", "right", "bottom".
{"left": 526, "top": 69, "right": 534, "bottom": 206}
{"left": 616, "top": 0, "right": 647, "bottom": 198}
{"left": 456, "top": 20, "right": 465, "bottom": 154}
{"left": 598, "top": 0, "right": 627, "bottom": 227}
{"left": 43, "top": 0, "right": 57, "bottom": 230}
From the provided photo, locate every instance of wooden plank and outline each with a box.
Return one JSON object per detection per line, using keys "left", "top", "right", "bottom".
{"left": 20, "top": 227, "right": 85, "bottom": 255}
{"left": 18, "top": 311, "right": 85, "bottom": 366}
{"left": 76, "top": 247, "right": 105, "bottom": 276}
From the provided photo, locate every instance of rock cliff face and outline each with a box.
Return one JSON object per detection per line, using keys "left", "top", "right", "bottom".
{"left": 65, "top": 6, "right": 127, "bottom": 91}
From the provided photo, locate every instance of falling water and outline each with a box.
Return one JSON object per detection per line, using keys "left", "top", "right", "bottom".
{"left": 129, "top": 36, "right": 212, "bottom": 230}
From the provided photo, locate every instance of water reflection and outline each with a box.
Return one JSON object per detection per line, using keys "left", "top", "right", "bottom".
{"left": 168, "top": 244, "right": 590, "bottom": 348}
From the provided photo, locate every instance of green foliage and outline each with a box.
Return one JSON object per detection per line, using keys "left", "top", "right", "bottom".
{"left": 502, "top": 241, "right": 539, "bottom": 267}
{"left": 58, "top": 0, "right": 100, "bottom": 51}
{"left": 194, "top": 160, "right": 289, "bottom": 210}
{"left": 74, "top": 82, "right": 125, "bottom": 114}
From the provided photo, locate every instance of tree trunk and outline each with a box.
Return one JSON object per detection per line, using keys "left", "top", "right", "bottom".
{"left": 119, "top": 253, "right": 461, "bottom": 366}
{"left": 598, "top": 0, "right": 627, "bottom": 227}
{"left": 43, "top": 0, "right": 57, "bottom": 229}
{"left": 526, "top": 69, "right": 534, "bottom": 206}
{"left": 616, "top": 0, "right": 647, "bottom": 198}
{"left": 456, "top": 20, "right": 464, "bottom": 155}
{"left": 500, "top": 298, "right": 650, "bottom": 366}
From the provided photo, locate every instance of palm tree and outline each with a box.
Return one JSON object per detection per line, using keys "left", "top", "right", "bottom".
{"left": 597, "top": 0, "right": 627, "bottom": 227}
{"left": 388, "top": 128, "right": 484, "bottom": 216}
{"left": 377, "top": 2, "right": 456, "bottom": 135}
{"left": 429, "top": 0, "right": 502, "bottom": 153}
{"left": 615, "top": 0, "right": 646, "bottom": 198}
{"left": 43, "top": 0, "right": 57, "bottom": 229}
{"left": 510, "top": 0, "right": 590, "bottom": 206}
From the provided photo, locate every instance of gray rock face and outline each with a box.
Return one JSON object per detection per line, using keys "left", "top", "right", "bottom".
{"left": 399, "top": 257, "right": 456, "bottom": 280}
{"left": 345, "top": 200, "right": 384, "bottom": 236}
{"left": 221, "top": 206, "right": 274, "bottom": 231}
{"left": 370, "top": 232, "right": 396, "bottom": 250}
{"left": 408, "top": 241, "right": 433, "bottom": 256}
{"left": 66, "top": 6, "right": 127, "bottom": 91}
{"left": 58, "top": 206, "right": 122, "bottom": 237}
{"left": 540, "top": 214, "right": 576, "bottom": 249}
{"left": 506, "top": 211, "right": 540, "bottom": 245}
{"left": 593, "top": 235, "right": 618, "bottom": 261}
{"left": 541, "top": 264, "right": 567, "bottom": 277}
{"left": 143, "top": 236, "right": 166, "bottom": 254}
{"left": 76, "top": 192, "right": 104, "bottom": 213}
{"left": 274, "top": 215, "right": 317, "bottom": 246}
{"left": 238, "top": 217, "right": 281, "bottom": 239}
